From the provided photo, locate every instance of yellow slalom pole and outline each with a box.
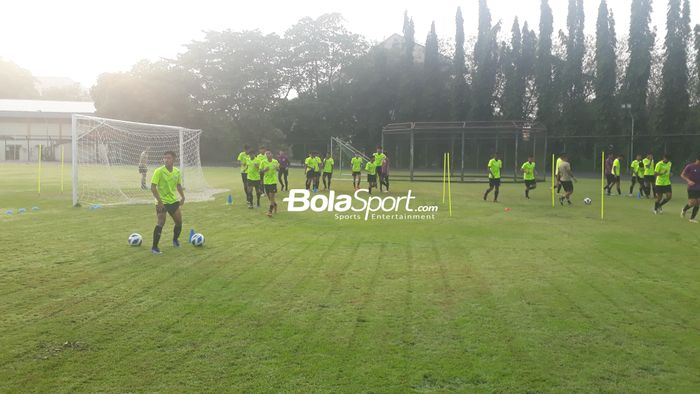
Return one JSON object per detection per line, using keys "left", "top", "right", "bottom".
{"left": 601, "top": 151, "right": 605, "bottom": 220}
{"left": 447, "top": 152, "right": 452, "bottom": 217}
{"left": 61, "top": 145, "right": 65, "bottom": 193}
{"left": 442, "top": 152, "right": 447, "bottom": 203}
{"left": 551, "top": 154, "right": 555, "bottom": 207}
{"left": 38, "top": 144, "right": 42, "bottom": 195}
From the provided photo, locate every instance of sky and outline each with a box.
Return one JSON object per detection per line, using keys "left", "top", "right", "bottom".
{"left": 0, "top": 0, "right": 696, "bottom": 88}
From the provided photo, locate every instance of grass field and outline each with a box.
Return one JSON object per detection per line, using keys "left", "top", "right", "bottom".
{"left": 1, "top": 163, "right": 699, "bottom": 392}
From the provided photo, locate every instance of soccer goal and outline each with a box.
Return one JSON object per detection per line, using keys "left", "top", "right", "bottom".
{"left": 71, "top": 115, "right": 217, "bottom": 206}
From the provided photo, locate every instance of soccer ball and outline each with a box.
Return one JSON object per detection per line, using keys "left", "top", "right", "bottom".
{"left": 584, "top": 197, "right": 592, "bottom": 205}
{"left": 128, "top": 233, "right": 143, "bottom": 247}
{"left": 191, "top": 233, "right": 205, "bottom": 247}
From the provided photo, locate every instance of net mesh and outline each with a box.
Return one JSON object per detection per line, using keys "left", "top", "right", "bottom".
{"left": 73, "top": 115, "right": 217, "bottom": 205}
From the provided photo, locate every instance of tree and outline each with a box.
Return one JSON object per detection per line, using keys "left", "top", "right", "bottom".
{"left": 561, "top": 0, "right": 587, "bottom": 136}
{"left": 422, "top": 21, "right": 444, "bottom": 120}
{"left": 502, "top": 18, "right": 523, "bottom": 119}
{"left": 0, "top": 58, "right": 38, "bottom": 99}
{"left": 623, "top": 0, "right": 655, "bottom": 135}
{"left": 471, "top": 0, "right": 501, "bottom": 120}
{"left": 536, "top": 0, "right": 555, "bottom": 128}
{"left": 695, "top": 24, "right": 700, "bottom": 100}
{"left": 657, "top": 0, "right": 691, "bottom": 133}
{"left": 402, "top": 11, "right": 416, "bottom": 67}
{"left": 451, "top": 7, "right": 470, "bottom": 120}
{"left": 594, "top": 0, "right": 618, "bottom": 136}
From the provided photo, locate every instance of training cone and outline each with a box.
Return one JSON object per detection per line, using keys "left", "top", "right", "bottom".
{"left": 227, "top": 194, "right": 233, "bottom": 205}
{"left": 504, "top": 207, "right": 512, "bottom": 212}
{"left": 189, "top": 228, "right": 195, "bottom": 243}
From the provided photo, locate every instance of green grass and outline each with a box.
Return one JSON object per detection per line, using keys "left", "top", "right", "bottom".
{"left": 1, "top": 163, "right": 699, "bottom": 392}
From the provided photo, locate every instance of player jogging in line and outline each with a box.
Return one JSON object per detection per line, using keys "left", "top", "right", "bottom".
{"left": 365, "top": 156, "right": 378, "bottom": 194}
{"left": 351, "top": 153, "right": 363, "bottom": 190}
{"left": 557, "top": 154, "right": 576, "bottom": 206}
{"left": 373, "top": 146, "right": 387, "bottom": 192}
{"left": 521, "top": 156, "right": 537, "bottom": 199}
{"left": 380, "top": 155, "right": 390, "bottom": 192}
{"left": 483, "top": 153, "right": 502, "bottom": 202}
{"left": 653, "top": 154, "right": 672, "bottom": 214}
{"left": 237, "top": 145, "right": 250, "bottom": 198}
{"left": 260, "top": 150, "right": 280, "bottom": 218}
{"left": 603, "top": 153, "right": 615, "bottom": 195}
{"left": 277, "top": 150, "right": 289, "bottom": 191}
{"left": 304, "top": 152, "right": 315, "bottom": 191}
{"left": 642, "top": 153, "right": 655, "bottom": 198}
{"left": 680, "top": 155, "right": 700, "bottom": 223}
{"left": 138, "top": 147, "right": 149, "bottom": 190}
{"left": 611, "top": 154, "right": 623, "bottom": 196}
{"left": 246, "top": 149, "right": 263, "bottom": 208}
{"left": 150, "top": 151, "right": 185, "bottom": 255}
{"left": 629, "top": 154, "right": 644, "bottom": 196}
{"left": 322, "top": 152, "right": 334, "bottom": 190}
{"left": 554, "top": 154, "right": 563, "bottom": 193}
{"left": 313, "top": 152, "right": 323, "bottom": 192}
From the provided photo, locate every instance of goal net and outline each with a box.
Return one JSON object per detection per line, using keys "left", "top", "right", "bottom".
{"left": 72, "top": 115, "right": 217, "bottom": 206}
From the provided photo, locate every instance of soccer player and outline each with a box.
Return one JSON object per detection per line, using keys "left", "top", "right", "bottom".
{"left": 603, "top": 153, "right": 615, "bottom": 195}
{"left": 483, "top": 153, "right": 502, "bottom": 202}
{"left": 365, "top": 156, "right": 377, "bottom": 194}
{"left": 237, "top": 145, "right": 250, "bottom": 196}
{"left": 557, "top": 154, "right": 576, "bottom": 206}
{"left": 313, "top": 152, "right": 323, "bottom": 192}
{"left": 322, "top": 152, "right": 334, "bottom": 190}
{"left": 277, "top": 150, "right": 289, "bottom": 191}
{"left": 610, "top": 154, "right": 623, "bottom": 196}
{"left": 150, "top": 151, "right": 185, "bottom": 255}
{"left": 680, "top": 155, "right": 700, "bottom": 223}
{"left": 138, "top": 147, "right": 149, "bottom": 190}
{"left": 373, "top": 146, "right": 387, "bottom": 187}
{"left": 554, "top": 153, "right": 563, "bottom": 193}
{"left": 653, "top": 154, "right": 672, "bottom": 214}
{"left": 642, "top": 153, "right": 655, "bottom": 198}
{"left": 260, "top": 150, "right": 280, "bottom": 218}
{"left": 246, "top": 149, "right": 263, "bottom": 208}
{"left": 351, "top": 153, "right": 363, "bottom": 190}
{"left": 521, "top": 156, "right": 537, "bottom": 199}
{"left": 380, "top": 155, "right": 390, "bottom": 193}
{"left": 629, "top": 154, "right": 644, "bottom": 196}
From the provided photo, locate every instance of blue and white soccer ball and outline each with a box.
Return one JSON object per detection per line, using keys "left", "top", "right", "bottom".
{"left": 128, "top": 233, "right": 143, "bottom": 247}
{"left": 584, "top": 197, "right": 592, "bottom": 205}
{"left": 191, "top": 233, "right": 205, "bottom": 247}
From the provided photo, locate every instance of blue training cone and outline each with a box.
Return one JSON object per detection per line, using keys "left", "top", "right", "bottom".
{"left": 189, "top": 228, "right": 195, "bottom": 244}
{"left": 227, "top": 194, "right": 233, "bottom": 205}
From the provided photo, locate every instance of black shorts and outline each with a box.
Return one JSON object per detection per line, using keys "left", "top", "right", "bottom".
{"left": 157, "top": 201, "right": 180, "bottom": 215}
{"left": 248, "top": 179, "right": 262, "bottom": 189}
{"left": 688, "top": 190, "right": 700, "bottom": 199}
{"left": 636, "top": 176, "right": 644, "bottom": 183}
{"left": 323, "top": 172, "right": 332, "bottom": 178}
{"left": 489, "top": 178, "right": 501, "bottom": 187}
{"left": 313, "top": 171, "right": 321, "bottom": 178}
{"left": 241, "top": 173, "right": 247, "bottom": 184}
{"left": 614, "top": 175, "right": 621, "bottom": 182}
{"left": 368, "top": 174, "right": 377, "bottom": 183}
{"left": 561, "top": 181, "right": 574, "bottom": 193}
{"left": 606, "top": 174, "right": 615, "bottom": 183}
{"left": 525, "top": 180, "right": 536, "bottom": 188}
{"left": 655, "top": 185, "right": 671, "bottom": 194}
{"left": 264, "top": 184, "right": 277, "bottom": 194}
{"left": 139, "top": 165, "right": 147, "bottom": 174}
{"left": 644, "top": 175, "right": 655, "bottom": 183}
{"left": 376, "top": 166, "right": 383, "bottom": 176}
{"left": 279, "top": 168, "right": 288, "bottom": 176}
{"left": 352, "top": 171, "right": 361, "bottom": 177}
{"left": 306, "top": 171, "right": 314, "bottom": 179}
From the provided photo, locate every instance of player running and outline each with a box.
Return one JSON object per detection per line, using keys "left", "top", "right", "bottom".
{"left": 313, "top": 152, "right": 323, "bottom": 192}
{"left": 521, "top": 156, "right": 537, "bottom": 199}
{"left": 680, "top": 155, "right": 700, "bottom": 223}
{"left": 322, "top": 152, "right": 334, "bottom": 190}
{"left": 246, "top": 148, "right": 263, "bottom": 208}
{"left": 365, "top": 156, "right": 378, "bottom": 194}
{"left": 603, "top": 153, "right": 615, "bottom": 195}
{"left": 277, "top": 150, "right": 289, "bottom": 191}
{"left": 351, "top": 153, "right": 363, "bottom": 190}
{"left": 557, "top": 154, "right": 577, "bottom": 206}
{"left": 138, "top": 147, "right": 149, "bottom": 190}
{"left": 150, "top": 151, "right": 185, "bottom": 255}
{"left": 483, "top": 153, "right": 502, "bottom": 202}
{"left": 629, "top": 154, "right": 644, "bottom": 196}
{"left": 653, "top": 154, "right": 672, "bottom": 214}
{"left": 642, "top": 153, "right": 655, "bottom": 198}
{"left": 611, "top": 154, "right": 623, "bottom": 196}
{"left": 260, "top": 150, "right": 280, "bottom": 218}
{"left": 304, "top": 151, "right": 318, "bottom": 191}
{"left": 379, "top": 155, "right": 390, "bottom": 193}
{"left": 554, "top": 153, "right": 563, "bottom": 193}
{"left": 237, "top": 145, "right": 250, "bottom": 197}
{"left": 373, "top": 146, "right": 387, "bottom": 189}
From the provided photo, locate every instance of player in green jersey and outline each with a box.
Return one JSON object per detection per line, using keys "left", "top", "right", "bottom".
{"left": 521, "top": 156, "right": 537, "bottom": 199}
{"left": 365, "top": 156, "right": 378, "bottom": 194}
{"left": 653, "top": 154, "right": 672, "bottom": 214}
{"left": 351, "top": 153, "right": 363, "bottom": 190}
{"left": 322, "top": 152, "right": 335, "bottom": 190}
{"left": 642, "top": 153, "right": 655, "bottom": 198}
{"left": 237, "top": 144, "right": 250, "bottom": 199}
{"left": 304, "top": 152, "right": 317, "bottom": 191}
{"left": 246, "top": 148, "right": 263, "bottom": 208}
{"left": 150, "top": 151, "right": 186, "bottom": 254}
{"left": 610, "top": 154, "right": 623, "bottom": 196}
{"left": 629, "top": 154, "right": 644, "bottom": 196}
{"left": 483, "top": 153, "right": 502, "bottom": 202}
{"left": 259, "top": 150, "right": 280, "bottom": 217}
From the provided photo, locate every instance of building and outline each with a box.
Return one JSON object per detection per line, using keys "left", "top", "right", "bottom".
{"left": 0, "top": 99, "right": 95, "bottom": 162}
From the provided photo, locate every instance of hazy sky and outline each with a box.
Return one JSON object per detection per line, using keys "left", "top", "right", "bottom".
{"left": 1, "top": 0, "right": 696, "bottom": 87}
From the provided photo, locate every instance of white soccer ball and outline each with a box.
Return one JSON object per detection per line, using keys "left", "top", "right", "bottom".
{"left": 191, "top": 233, "right": 205, "bottom": 247}
{"left": 584, "top": 197, "right": 592, "bottom": 205}
{"left": 128, "top": 233, "right": 143, "bottom": 247}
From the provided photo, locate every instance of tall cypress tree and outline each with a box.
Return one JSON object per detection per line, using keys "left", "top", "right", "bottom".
{"left": 594, "top": 1, "right": 618, "bottom": 136}
{"left": 695, "top": 24, "right": 700, "bottom": 99}
{"left": 472, "top": 0, "right": 500, "bottom": 120}
{"left": 658, "top": 0, "right": 690, "bottom": 133}
{"left": 562, "top": 0, "right": 586, "bottom": 135}
{"left": 452, "top": 7, "right": 470, "bottom": 120}
{"left": 403, "top": 11, "right": 415, "bottom": 67}
{"left": 423, "top": 22, "right": 441, "bottom": 120}
{"left": 536, "top": 0, "right": 555, "bottom": 128}
{"left": 521, "top": 23, "right": 538, "bottom": 119}
{"left": 623, "top": 0, "right": 654, "bottom": 135}
{"left": 503, "top": 18, "right": 523, "bottom": 119}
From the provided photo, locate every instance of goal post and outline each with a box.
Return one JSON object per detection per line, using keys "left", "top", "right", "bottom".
{"left": 71, "top": 115, "right": 217, "bottom": 206}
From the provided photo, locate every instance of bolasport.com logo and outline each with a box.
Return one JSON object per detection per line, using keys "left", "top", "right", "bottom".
{"left": 282, "top": 189, "right": 439, "bottom": 221}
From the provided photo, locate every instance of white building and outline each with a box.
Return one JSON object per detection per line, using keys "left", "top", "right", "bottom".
{"left": 0, "top": 99, "right": 95, "bottom": 162}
